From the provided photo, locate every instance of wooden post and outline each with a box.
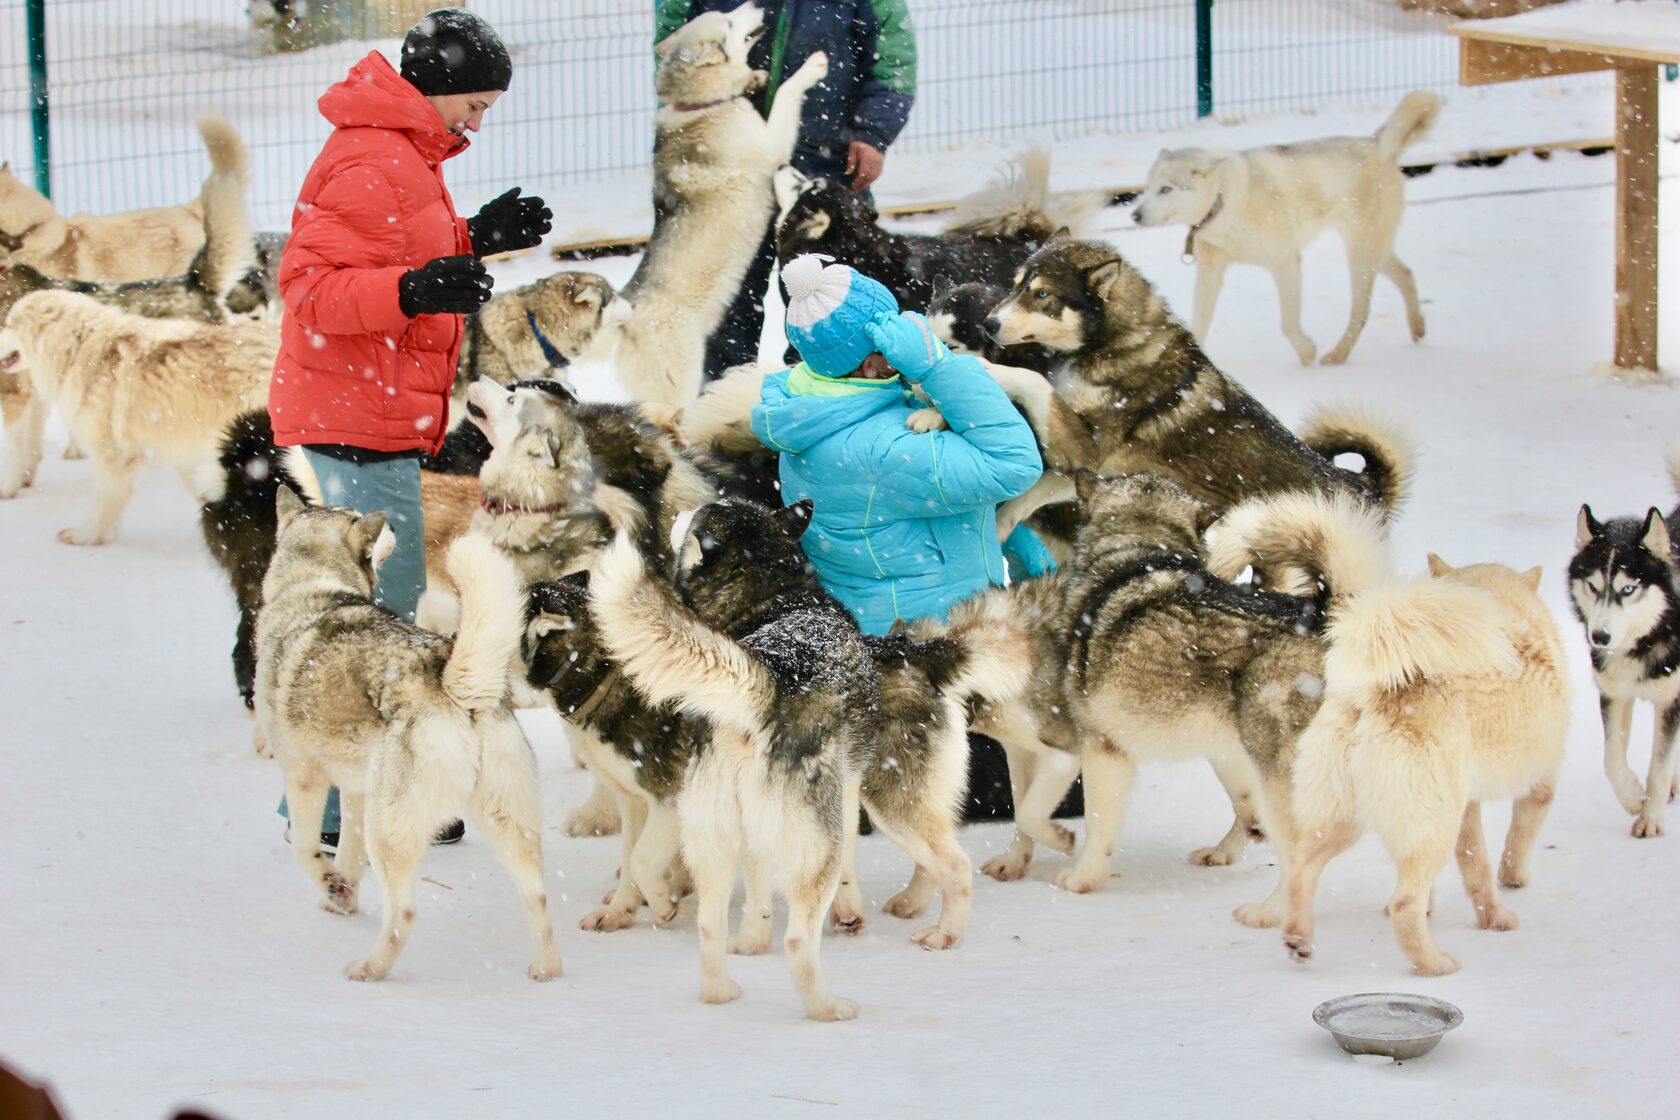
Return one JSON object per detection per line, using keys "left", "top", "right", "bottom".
{"left": 1615, "top": 65, "right": 1659, "bottom": 371}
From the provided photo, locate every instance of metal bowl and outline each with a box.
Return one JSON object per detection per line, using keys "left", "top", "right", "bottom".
{"left": 1312, "top": 993, "right": 1464, "bottom": 1060}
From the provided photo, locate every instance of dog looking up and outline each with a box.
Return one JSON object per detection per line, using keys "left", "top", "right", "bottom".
{"left": 1132, "top": 91, "right": 1438, "bottom": 365}
{"left": 256, "top": 492, "right": 562, "bottom": 982}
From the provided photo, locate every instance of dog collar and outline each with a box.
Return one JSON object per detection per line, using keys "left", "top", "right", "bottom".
{"left": 562, "top": 665, "right": 623, "bottom": 724}
{"left": 525, "top": 310, "right": 571, "bottom": 370}
{"left": 669, "top": 94, "right": 745, "bottom": 113}
{"left": 1182, "top": 194, "right": 1224, "bottom": 263}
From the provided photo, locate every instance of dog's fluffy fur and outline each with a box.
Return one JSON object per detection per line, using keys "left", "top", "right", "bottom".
{"left": 773, "top": 149, "right": 1100, "bottom": 313}
{"left": 0, "top": 290, "right": 277, "bottom": 543}
{"left": 927, "top": 281, "right": 1056, "bottom": 375}
{"left": 0, "top": 115, "right": 248, "bottom": 281}
{"left": 582, "top": 5, "right": 829, "bottom": 405}
{"left": 1133, "top": 91, "right": 1438, "bottom": 365}
{"left": 256, "top": 492, "right": 562, "bottom": 981}
{"left": 588, "top": 501, "right": 876, "bottom": 1020}
{"left": 1570, "top": 456, "right": 1680, "bottom": 836}
{"left": 989, "top": 237, "right": 1409, "bottom": 517}
{"left": 1282, "top": 555, "right": 1567, "bottom": 976}
{"left": 455, "top": 270, "right": 627, "bottom": 400}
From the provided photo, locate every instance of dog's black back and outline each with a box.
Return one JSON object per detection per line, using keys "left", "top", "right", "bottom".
{"left": 928, "top": 282, "right": 1056, "bottom": 375}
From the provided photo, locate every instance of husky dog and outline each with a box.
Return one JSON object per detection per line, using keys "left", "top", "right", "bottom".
{"left": 1571, "top": 461, "right": 1680, "bottom": 836}
{"left": 1132, "top": 92, "right": 1438, "bottom": 365}
{"left": 773, "top": 150, "right": 1099, "bottom": 314}
{"left": 988, "top": 237, "right": 1409, "bottom": 518}
{"left": 589, "top": 501, "right": 876, "bottom": 1019}
{"left": 256, "top": 492, "right": 562, "bottom": 982}
{"left": 0, "top": 291, "right": 276, "bottom": 543}
{"left": 927, "top": 281, "right": 1056, "bottom": 375}
{"left": 0, "top": 115, "right": 248, "bottom": 281}
{"left": 584, "top": 5, "right": 828, "bottom": 405}
{"left": 1284, "top": 556, "right": 1567, "bottom": 975}
{"left": 454, "top": 270, "right": 627, "bottom": 398}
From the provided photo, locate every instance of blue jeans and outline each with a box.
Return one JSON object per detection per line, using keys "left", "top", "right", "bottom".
{"left": 279, "top": 450, "right": 428, "bottom": 833}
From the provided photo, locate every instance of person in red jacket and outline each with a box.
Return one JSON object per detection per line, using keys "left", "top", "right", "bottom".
{"left": 270, "top": 7, "right": 550, "bottom": 847}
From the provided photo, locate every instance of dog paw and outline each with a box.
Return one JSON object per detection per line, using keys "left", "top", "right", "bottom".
{"left": 1611, "top": 774, "right": 1646, "bottom": 815}
{"left": 905, "top": 407, "right": 948, "bottom": 433}
{"left": 793, "top": 51, "right": 829, "bottom": 86}
{"left": 579, "top": 907, "right": 636, "bottom": 933}
{"left": 61, "top": 442, "right": 85, "bottom": 461}
{"left": 728, "top": 929, "right": 772, "bottom": 956}
{"left": 1632, "top": 813, "right": 1665, "bottom": 839}
{"left": 1044, "top": 823, "right": 1077, "bottom": 856}
{"left": 1409, "top": 317, "right": 1426, "bottom": 343}
{"left": 1234, "top": 900, "right": 1281, "bottom": 929}
{"left": 1189, "top": 844, "right": 1237, "bottom": 867}
{"left": 828, "top": 909, "right": 865, "bottom": 936}
{"left": 1291, "top": 338, "right": 1318, "bottom": 365}
{"left": 911, "top": 926, "right": 960, "bottom": 951}
{"left": 807, "top": 996, "right": 859, "bottom": 1023}
{"left": 528, "top": 954, "right": 564, "bottom": 981}
{"left": 57, "top": 526, "right": 109, "bottom": 546}
{"left": 1053, "top": 867, "right": 1102, "bottom": 894}
{"left": 981, "top": 851, "right": 1031, "bottom": 882}
{"left": 1477, "top": 905, "right": 1519, "bottom": 932}
{"left": 252, "top": 723, "right": 272, "bottom": 759}
{"left": 1412, "top": 952, "right": 1461, "bottom": 977}
{"left": 344, "top": 958, "right": 388, "bottom": 982}
{"left": 882, "top": 890, "right": 926, "bottom": 920}
{"left": 563, "top": 804, "right": 620, "bottom": 838}
{"left": 1497, "top": 865, "right": 1528, "bottom": 890}
{"left": 699, "top": 976, "right": 742, "bottom": 1005}
{"left": 321, "top": 871, "right": 357, "bottom": 916}
{"left": 648, "top": 896, "right": 680, "bottom": 927}
{"left": 1319, "top": 343, "right": 1353, "bottom": 366}
{"left": 0, "top": 480, "right": 20, "bottom": 500}
{"left": 1282, "top": 929, "right": 1312, "bottom": 962}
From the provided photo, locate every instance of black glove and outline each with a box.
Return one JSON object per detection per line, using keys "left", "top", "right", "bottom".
{"left": 398, "top": 254, "right": 493, "bottom": 317}
{"left": 467, "top": 187, "right": 553, "bottom": 255}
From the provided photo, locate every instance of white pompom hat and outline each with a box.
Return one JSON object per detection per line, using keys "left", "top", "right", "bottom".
{"left": 782, "top": 254, "right": 900, "bottom": 377}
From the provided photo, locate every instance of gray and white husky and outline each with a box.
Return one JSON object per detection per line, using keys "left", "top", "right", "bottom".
{"left": 255, "top": 490, "right": 562, "bottom": 982}
{"left": 1571, "top": 456, "right": 1680, "bottom": 837}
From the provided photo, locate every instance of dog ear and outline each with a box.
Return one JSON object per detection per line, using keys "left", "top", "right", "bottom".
{"left": 1193, "top": 498, "right": 1221, "bottom": 539}
{"left": 561, "top": 568, "right": 592, "bottom": 592}
{"left": 1085, "top": 258, "right": 1124, "bottom": 295}
{"left": 544, "top": 433, "right": 563, "bottom": 470}
{"left": 1050, "top": 226, "right": 1071, "bottom": 241}
{"left": 1426, "top": 552, "right": 1452, "bottom": 577}
{"left": 275, "top": 485, "right": 305, "bottom": 531}
{"left": 350, "top": 511, "right": 391, "bottom": 571}
{"left": 1071, "top": 466, "right": 1101, "bottom": 509}
{"left": 1642, "top": 508, "right": 1670, "bottom": 558}
{"left": 1521, "top": 565, "right": 1544, "bottom": 591}
{"left": 1576, "top": 504, "right": 1600, "bottom": 549}
{"left": 653, "top": 28, "right": 682, "bottom": 58}
{"left": 778, "top": 498, "right": 815, "bottom": 539}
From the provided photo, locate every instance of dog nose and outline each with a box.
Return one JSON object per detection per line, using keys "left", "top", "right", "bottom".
{"left": 1132, "top": 209, "right": 1144, "bottom": 224}
{"left": 1590, "top": 629, "right": 1611, "bottom": 647}
{"left": 982, "top": 316, "right": 1001, "bottom": 340}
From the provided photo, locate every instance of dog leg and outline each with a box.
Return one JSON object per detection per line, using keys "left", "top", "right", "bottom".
{"left": 981, "top": 740, "right": 1038, "bottom": 882}
{"left": 334, "top": 790, "right": 369, "bottom": 892}
{"left": 688, "top": 829, "right": 743, "bottom": 1006}
{"left": 785, "top": 856, "right": 857, "bottom": 1022}
{"left": 1189, "top": 246, "right": 1230, "bottom": 346}
{"left": 763, "top": 53, "right": 829, "bottom": 163}
{"left": 1321, "top": 242, "right": 1381, "bottom": 365}
{"left": 828, "top": 776, "right": 866, "bottom": 935}
{"left": 1015, "top": 746, "right": 1079, "bottom": 857}
{"left": 1455, "top": 802, "right": 1518, "bottom": 932}
{"left": 882, "top": 865, "right": 935, "bottom": 920}
{"left": 564, "top": 772, "right": 623, "bottom": 838}
{"left": 997, "top": 472, "right": 1076, "bottom": 542}
{"left": 346, "top": 812, "right": 427, "bottom": 982}
{"left": 470, "top": 714, "right": 563, "bottom": 980}
{"left": 1380, "top": 254, "right": 1425, "bottom": 342}
{"left": 1191, "top": 752, "right": 1259, "bottom": 867}
{"left": 1499, "top": 778, "right": 1555, "bottom": 888}
{"left": 582, "top": 792, "right": 647, "bottom": 931}
{"left": 282, "top": 762, "right": 356, "bottom": 915}
{"left": 1386, "top": 838, "right": 1462, "bottom": 976}
{"left": 1280, "top": 816, "right": 1359, "bottom": 963}
{"left": 1634, "top": 701, "right": 1680, "bottom": 838}
{"left": 59, "top": 456, "right": 136, "bottom": 545}
{"left": 728, "top": 852, "right": 774, "bottom": 956}
{"left": 1600, "top": 695, "right": 1644, "bottom": 815}
{"left": 1270, "top": 255, "right": 1317, "bottom": 365}
{"left": 628, "top": 802, "right": 683, "bottom": 926}
{"left": 1054, "top": 737, "right": 1136, "bottom": 894}
{"left": 0, "top": 392, "right": 47, "bottom": 498}
{"left": 869, "top": 811, "right": 972, "bottom": 950}
{"left": 1235, "top": 773, "right": 1298, "bottom": 929}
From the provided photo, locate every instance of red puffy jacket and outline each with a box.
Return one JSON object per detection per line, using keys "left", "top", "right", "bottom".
{"left": 269, "top": 51, "right": 473, "bottom": 454}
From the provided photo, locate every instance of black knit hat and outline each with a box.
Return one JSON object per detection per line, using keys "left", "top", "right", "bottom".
{"left": 400, "top": 8, "right": 512, "bottom": 96}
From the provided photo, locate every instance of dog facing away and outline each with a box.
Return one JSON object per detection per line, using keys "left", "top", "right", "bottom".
{"left": 989, "top": 236, "right": 1410, "bottom": 518}
{"left": 0, "top": 114, "right": 248, "bottom": 281}
{"left": 1283, "top": 555, "right": 1568, "bottom": 976}
{"left": 586, "top": 4, "right": 828, "bottom": 405}
{"left": 0, "top": 290, "right": 277, "bottom": 543}
{"left": 256, "top": 490, "right": 562, "bottom": 982}
{"left": 773, "top": 149, "right": 1100, "bottom": 313}
{"left": 1132, "top": 91, "right": 1438, "bottom": 365}
{"left": 588, "top": 500, "right": 877, "bottom": 1021}
{"left": 1571, "top": 459, "right": 1680, "bottom": 836}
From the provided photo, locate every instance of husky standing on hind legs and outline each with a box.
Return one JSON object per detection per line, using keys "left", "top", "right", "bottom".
{"left": 1571, "top": 455, "right": 1680, "bottom": 837}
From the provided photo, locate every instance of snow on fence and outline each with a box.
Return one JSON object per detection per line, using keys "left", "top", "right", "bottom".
{"left": 0, "top": 0, "right": 1620, "bottom": 232}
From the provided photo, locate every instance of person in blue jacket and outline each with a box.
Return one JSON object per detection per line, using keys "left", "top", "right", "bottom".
{"left": 655, "top": 0, "right": 917, "bottom": 379}
{"left": 752, "top": 254, "right": 1053, "bottom": 636}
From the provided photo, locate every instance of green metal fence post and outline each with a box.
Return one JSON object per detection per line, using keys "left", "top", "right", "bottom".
{"left": 26, "top": 0, "right": 51, "bottom": 198}
{"left": 1195, "top": 0, "right": 1213, "bottom": 118}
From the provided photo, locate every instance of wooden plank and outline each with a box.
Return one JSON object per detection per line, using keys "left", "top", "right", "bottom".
{"left": 1451, "top": 19, "right": 1680, "bottom": 68}
{"left": 1614, "top": 65, "right": 1660, "bottom": 371}
{"left": 1458, "top": 39, "right": 1620, "bottom": 86}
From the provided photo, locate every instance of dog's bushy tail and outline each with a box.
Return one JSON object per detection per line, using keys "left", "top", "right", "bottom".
{"left": 945, "top": 148, "right": 1107, "bottom": 242}
{"left": 1324, "top": 577, "right": 1519, "bottom": 697}
{"left": 443, "top": 535, "right": 527, "bottom": 713}
{"left": 679, "top": 362, "right": 769, "bottom": 457}
{"left": 1299, "top": 402, "right": 1413, "bottom": 520}
{"left": 1206, "top": 489, "right": 1392, "bottom": 610}
{"left": 1374, "top": 91, "right": 1440, "bottom": 162}
{"left": 196, "top": 113, "right": 249, "bottom": 188}
{"left": 193, "top": 167, "right": 257, "bottom": 311}
{"left": 915, "top": 593, "right": 1034, "bottom": 707}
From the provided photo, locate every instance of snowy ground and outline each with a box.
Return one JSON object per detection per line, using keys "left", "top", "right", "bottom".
{"left": 3, "top": 113, "right": 1680, "bottom": 1118}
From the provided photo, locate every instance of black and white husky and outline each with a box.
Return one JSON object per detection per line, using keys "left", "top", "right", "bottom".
{"left": 1571, "top": 456, "right": 1680, "bottom": 837}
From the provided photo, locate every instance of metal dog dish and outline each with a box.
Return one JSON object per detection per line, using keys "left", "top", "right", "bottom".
{"left": 1312, "top": 993, "right": 1463, "bottom": 1060}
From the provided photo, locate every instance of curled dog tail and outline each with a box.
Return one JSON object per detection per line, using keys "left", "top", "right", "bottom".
{"left": 1206, "top": 489, "right": 1392, "bottom": 611}
{"left": 1299, "top": 401, "right": 1413, "bottom": 519}
{"left": 1373, "top": 91, "right": 1440, "bottom": 163}
{"left": 945, "top": 148, "right": 1107, "bottom": 242}
{"left": 442, "top": 535, "right": 527, "bottom": 713}
{"left": 918, "top": 594, "right": 1034, "bottom": 707}
{"left": 196, "top": 113, "right": 249, "bottom": 188}
{"left": 193, "top": 168, "right": 257, "bottom": 311}
{"left": 1324, "top": 577, "right": 1519, "bottom": 697}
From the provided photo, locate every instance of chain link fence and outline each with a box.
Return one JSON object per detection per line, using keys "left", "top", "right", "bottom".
{"left": 1, "top": 0, "right": 1617, "bottom": 232}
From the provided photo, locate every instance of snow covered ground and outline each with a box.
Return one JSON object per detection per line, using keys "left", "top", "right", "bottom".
{"left": 3, "top": 99, "right": 1680, "bottom": 1120}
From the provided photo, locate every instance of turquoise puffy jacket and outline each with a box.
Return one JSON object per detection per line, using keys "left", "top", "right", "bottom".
{"left": 751, "top": 357, "right": 1048, "bottom": 635}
